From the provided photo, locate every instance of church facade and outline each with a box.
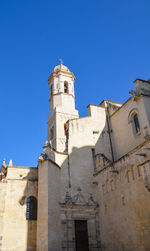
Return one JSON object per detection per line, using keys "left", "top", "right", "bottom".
{"left": 0, "top": 64, "right": 150, "bottom": 251}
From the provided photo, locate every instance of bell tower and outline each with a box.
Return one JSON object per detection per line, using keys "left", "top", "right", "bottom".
{"left": 48, "top": 63, "right": 79, "bottom": 152}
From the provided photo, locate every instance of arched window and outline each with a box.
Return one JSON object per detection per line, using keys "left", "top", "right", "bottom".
{"left": 133, "top": 114, "right": 140, "bottom": 133}
{"left": 64, "top": 81, "right": 68, "bottom": 93}
{"left": 106, "top": 180, "right": 109, "bottom": 193}
{"left": 26, "top": 196, "right": 37, "bottom": 220}
{"left": 128, "top": 109, "right": 140, "bottom": 135}
{"left": 127, "top": 170, "right": 131, "bottom": 183}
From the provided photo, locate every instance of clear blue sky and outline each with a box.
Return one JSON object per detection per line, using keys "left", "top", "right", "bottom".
{"left": 0, "top": 0, "right": 150, "bottom": 167}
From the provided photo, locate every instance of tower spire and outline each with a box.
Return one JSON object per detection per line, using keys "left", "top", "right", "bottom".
{"left": 47, "top": 64, "right": 79, "bottom": 152}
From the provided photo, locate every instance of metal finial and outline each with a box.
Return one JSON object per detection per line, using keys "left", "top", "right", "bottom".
{"left": 59, "top": 58, "right": 63, "bottom": 65}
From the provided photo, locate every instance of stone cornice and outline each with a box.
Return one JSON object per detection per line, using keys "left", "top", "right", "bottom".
{"left": 48, "top": 70, "right": 75, "bottom": 82}
{"left": 43, "top": 144, "right": 68, "bottom": 155}
{"left": 49, "top": 92, "right": 75, "bottom": 102}
{"left": 6, "top": 178, "right": 38, "bottom": 181}
{"left": 38, "top": 156, "right": 61, "bottom": 169}
{"left": 60, "top": 204, "right": 98, "bottom": 210}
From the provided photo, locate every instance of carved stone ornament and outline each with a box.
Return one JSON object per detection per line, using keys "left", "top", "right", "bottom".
{"left": 129, "top": 86, "right": 150, "bottom": 99}
{"left": 62, "top": 187, "right": 98, "bottom": 207}
{"left": 19, "top": 196, "right": 26, "bottom": 206}
{"left": 95, "top": 153, "right": 112, "bottom": 170}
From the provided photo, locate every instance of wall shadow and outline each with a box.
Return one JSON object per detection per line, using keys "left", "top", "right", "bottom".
{"left": 19, "top": 167, "right": 38, "bottom": 251}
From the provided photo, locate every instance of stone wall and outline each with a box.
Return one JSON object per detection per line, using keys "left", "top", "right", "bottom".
{"left": 37, "top": 158, "right": 61, "bottom": 251}
{"left": 0, "top": 166, "right": 38, "bottom": 251}
{"left": 109, "top": 80, "right": 150, "bottom": 161}
{"left": 0, "top": 180, "right": 7, "bottom": 251}
{"left": 95, "top": 139, "right": 150, "bottom": 251}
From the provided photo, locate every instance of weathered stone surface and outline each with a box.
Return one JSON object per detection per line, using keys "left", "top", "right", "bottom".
{"left": 1, "top": 65, "right": 150, "bottom": 251}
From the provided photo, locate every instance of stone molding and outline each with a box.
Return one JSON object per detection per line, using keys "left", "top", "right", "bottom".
{"left": 60, "top": 187, "right": 98, "bottom": 209}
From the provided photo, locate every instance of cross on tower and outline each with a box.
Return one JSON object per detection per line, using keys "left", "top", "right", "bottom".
{"left": 59, "top": 58, "right": 63, "bottom": 65}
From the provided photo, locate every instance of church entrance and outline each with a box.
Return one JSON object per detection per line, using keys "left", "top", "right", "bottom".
{"left": 75, "top": 220, "right": 89, "bottom": 251}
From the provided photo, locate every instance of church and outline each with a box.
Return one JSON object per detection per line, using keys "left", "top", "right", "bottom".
{"left": 0, "top": 64, "right": 150, "bottom": 251}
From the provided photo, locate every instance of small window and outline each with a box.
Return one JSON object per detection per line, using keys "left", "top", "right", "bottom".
{"left": 104, "top": 204, "right": 108, "bottom": 212}
{"left": 127, "top": 170, "right": 131, "bottom": 183}
{"left": 26, "top": 196, "right": 37, "bottom": 220}
{"left": 64, "top": 123, "right": 68, "bottom": 136}
{"left": 131, "top": 166, "right": 135, "bottom": 180}
{"left": 133, "top": 114, "right": 140, "bottom": 133}
{"left": 106, "top": 180, "right": 109, "bottom": 193}
{"left": 128, "top": 109, "right": 141, "bottom": 135}
{"left": 64, "top": 81, "right": 68, "bottom": 93}
{"left": 102, "top": 184, "right": 105, "bottom": 194}
{"left": 50, "top": 127, "right": 54, "bottom": 140}
{"left": 110, "top": 180, "right": 114, "bottom": 191}
{"left": 122, "top": 196, "right": 125, "bottom": 206}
